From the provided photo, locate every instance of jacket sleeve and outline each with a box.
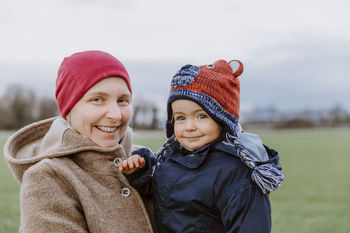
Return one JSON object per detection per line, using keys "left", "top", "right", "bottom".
{"left": 124, "top": 148, "right": 157, "bottom": 198}
{"left": 20, "top": 161, "right": 89, "bottom": 233}
{"left": 217, "top": 182, "right": 271, "bottom": 233}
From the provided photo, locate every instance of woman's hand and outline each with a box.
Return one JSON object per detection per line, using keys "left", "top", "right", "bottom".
{"left": 119, "top": 155, "right": 145, "bottom": 174}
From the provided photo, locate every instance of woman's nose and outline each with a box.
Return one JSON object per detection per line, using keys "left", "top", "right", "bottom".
{"left": 106, "top": 103, "right": 122, "bottom": 121}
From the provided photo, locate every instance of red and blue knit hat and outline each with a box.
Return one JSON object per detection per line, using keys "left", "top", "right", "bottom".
{"left": 162, "top": 59, "right": 283, "bottom": 194}
{"left": 166, "top": 59, "right": 243, "bottom": 138}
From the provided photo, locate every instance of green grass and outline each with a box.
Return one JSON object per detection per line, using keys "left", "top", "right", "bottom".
{"left": 254, "top": 128, "right": 350, "bottom": 233}
{"left": 1, "top": 129, "right": 350, "bottom": 233}
{"left": 0, "top": 131, "right": 20, "bottom": 233}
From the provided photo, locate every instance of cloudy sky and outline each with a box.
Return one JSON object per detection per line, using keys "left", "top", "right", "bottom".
{"left": 1, "top": 0, "right": 349, "bottom": 114}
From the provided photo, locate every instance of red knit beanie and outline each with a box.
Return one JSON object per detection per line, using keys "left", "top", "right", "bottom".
{"left": 55, "top": 50, "right": 131, "bottom": 118}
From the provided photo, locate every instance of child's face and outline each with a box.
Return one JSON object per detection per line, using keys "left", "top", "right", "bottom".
{"left": 171, "top": 99, "right": 222, "bottom": 151}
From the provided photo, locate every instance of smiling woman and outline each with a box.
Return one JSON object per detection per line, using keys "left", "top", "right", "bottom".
{"left": 67, "top": 77, "right": 132, "bottom": 147}
{"left": 3, "top": 50, "right": 155, "bottom": 233}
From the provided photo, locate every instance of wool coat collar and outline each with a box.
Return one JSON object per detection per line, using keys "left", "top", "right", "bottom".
{"left": 4, "top": 116, "right": 133, "bottom": 183}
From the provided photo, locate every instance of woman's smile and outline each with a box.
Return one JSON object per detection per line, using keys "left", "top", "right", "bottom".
{"left": 95, "top": 125, "right": 119, "bottom": 133}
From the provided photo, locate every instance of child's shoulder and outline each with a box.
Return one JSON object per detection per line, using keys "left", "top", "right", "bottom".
{"left": 208, "top": 145, "right": 251, "bottom": 173}
{"left": 206, "top": 148, "right": 255, "bottom": 193}
{"left": 214, "top": 130, "right": 270, "bottom": 162}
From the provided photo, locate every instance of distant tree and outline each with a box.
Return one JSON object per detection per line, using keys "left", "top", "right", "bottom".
{"left": 328, "top": 105, "right": 348, "bottom": 127}
{"left": 37, "top": 97, "right": 59, "bottom": 120}
{"left": 2, "top": 85, "right": 36, "bottom": 129}
{"left": 0, "top": 104, "right": 14, "bottom": 129}
{"left": 131, "top": 97, "right": 159, "bottom": 129}
{"left": 151, "top": 107, "right": 159, "bottom": 129}
{"left": 0, "top": 84, "right": 59, "bottom": 130}
{"left": 131, "top": 104, "right": 140, "bottom": 128}
{"left": 274, "top": 118, "right": 314, "bottom": 129}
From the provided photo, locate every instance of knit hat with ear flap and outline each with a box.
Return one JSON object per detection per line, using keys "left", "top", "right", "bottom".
{"left": 158, "top": 59, "right": 284, "bottom": 194}
{"left": 166, "top": 59, "right": 243, "bottom": 138}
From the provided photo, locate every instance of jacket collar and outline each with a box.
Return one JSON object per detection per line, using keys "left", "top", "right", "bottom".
{"left": 165, "top": 131, "right": 281, "bottom": 170}
{"left": 4, "top": 116, "right": 133, "bottom": 182}
{"left": 168, "top": 137, "right": 235, "bottom": 169}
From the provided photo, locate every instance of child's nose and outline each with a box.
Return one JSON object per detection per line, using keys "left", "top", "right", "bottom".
{"left": 184, "top": 119, "right": 196, "bottom": 130}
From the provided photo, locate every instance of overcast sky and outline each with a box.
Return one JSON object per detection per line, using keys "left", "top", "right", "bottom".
{"left": 1, "top": 0, "right": 349, "bottom": 113}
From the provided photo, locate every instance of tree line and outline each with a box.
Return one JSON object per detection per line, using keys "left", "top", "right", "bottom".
{"left": 0, "top": 84, "right": 160, "bottom": 130}
{"left": 1, "top": 84, "right": 349, "bottom": 130}
{"left": 0, "top": 85, "right": 59, "bottom": 130}
{"left": 242, "top": 105, "right": 350, "bottom": 129}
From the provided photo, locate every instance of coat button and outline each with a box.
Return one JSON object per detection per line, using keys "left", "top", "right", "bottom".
{"left": 113, "top": 157, "right": 123, "bottom": 168}
{"left": 121, "top": 187, "right": 131, "bottom": 197}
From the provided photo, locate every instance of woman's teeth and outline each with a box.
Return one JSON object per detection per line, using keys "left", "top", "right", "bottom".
{"left": 96, "top": 126, "right": 118, "bottom": 132}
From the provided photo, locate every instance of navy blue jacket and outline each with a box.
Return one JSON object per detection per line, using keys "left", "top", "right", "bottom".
{"left": 128, "top": 132, "right": 281, "bottom": 233}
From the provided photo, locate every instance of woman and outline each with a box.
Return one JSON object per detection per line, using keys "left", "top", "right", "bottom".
{"left": 4, "top": 50, "right": 155, "bottom": 233}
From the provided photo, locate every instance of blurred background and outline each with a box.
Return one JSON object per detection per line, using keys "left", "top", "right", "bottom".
{"left": 1, "top": 0, "right": 349, "bottom": 232}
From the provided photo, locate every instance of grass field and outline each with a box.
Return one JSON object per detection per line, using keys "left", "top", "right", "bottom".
{"left": 0, "top": 131, "right": 20, "bottom": 233}
{"left": 1, "top": 128, "right": 350, "bottom": 233}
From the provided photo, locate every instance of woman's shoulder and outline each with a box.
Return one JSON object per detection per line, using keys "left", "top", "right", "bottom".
{"left": 23, "top": 157, "right": 73, "bottom": 184}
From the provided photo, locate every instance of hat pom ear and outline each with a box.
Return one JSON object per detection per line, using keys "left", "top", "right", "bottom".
{"left": 228, "top": 60, "right": 244, "bottom": 77}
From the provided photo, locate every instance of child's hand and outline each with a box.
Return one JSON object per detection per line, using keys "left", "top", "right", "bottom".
{"left": 119, "top": 155, "right": 146, "bottom": 174}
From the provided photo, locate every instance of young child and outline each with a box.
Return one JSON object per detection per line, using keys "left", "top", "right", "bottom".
{"left": 120, "top": 60, "right": 284, "bottom": 233}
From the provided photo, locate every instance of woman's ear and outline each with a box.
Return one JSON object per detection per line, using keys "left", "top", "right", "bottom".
{"left": 228, "top": 60, "right": 244, "bottom": 77}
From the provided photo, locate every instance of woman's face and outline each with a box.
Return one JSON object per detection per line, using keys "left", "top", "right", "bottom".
{"left": 67, "top": 77, "right": 132, "bottom": 147}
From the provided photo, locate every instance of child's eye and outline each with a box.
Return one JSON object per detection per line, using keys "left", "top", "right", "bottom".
{"left": 198, "top": 114, "right": 208, "bottom": 119}
{"left": 175, "top": 116, "right": 185, "bottom": 121}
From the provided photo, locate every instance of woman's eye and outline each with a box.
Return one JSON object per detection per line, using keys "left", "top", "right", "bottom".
{"left": 198, "top": 114, "right": 208, "bottom": 119}
{"left": 91, "top": 97, "right": 103, "bottom": 103}
{"left": 118, "top": 97, "right": 130, "bottom": 104}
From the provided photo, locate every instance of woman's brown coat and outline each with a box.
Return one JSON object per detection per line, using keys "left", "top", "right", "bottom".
{"left": 4, "top": 117, "right": 155, "bottom": 233}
